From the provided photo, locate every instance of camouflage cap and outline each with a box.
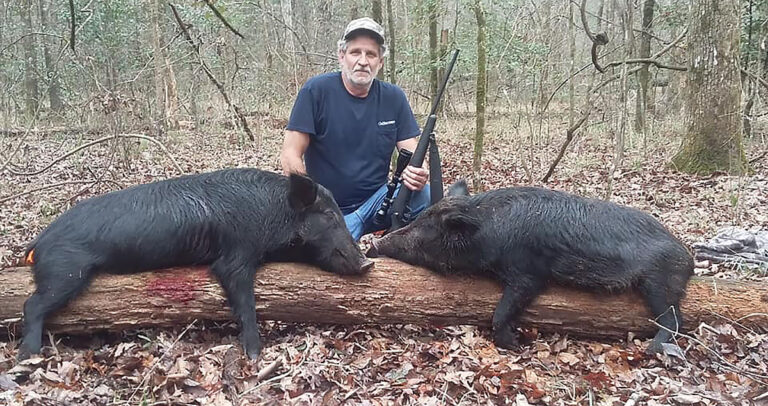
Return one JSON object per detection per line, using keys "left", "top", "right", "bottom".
{"left": 342, "top": 17, "right": 385, "bottom": 45}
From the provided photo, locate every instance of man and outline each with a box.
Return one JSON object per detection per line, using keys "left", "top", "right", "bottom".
{"left": 281, "top": 17, "right": 430, "bottom": 241}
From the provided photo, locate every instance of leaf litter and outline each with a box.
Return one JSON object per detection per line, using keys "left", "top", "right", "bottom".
{"left": 0, "top": 116, "right": 767, "bottom": 404}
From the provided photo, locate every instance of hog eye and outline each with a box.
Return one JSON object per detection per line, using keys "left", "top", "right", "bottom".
{"left": 323, "top": 209, "right": 340, "bottom": 221}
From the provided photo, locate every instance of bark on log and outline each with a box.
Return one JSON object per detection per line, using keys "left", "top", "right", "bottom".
{"left": 1, "top": 259, "right": 766, "bottom": 339}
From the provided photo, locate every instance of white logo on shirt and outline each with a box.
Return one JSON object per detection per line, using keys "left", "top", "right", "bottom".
{"left": 378, "top": 120, "right": 396, "bottom": 126}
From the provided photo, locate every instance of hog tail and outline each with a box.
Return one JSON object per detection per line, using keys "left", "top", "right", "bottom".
{"left": 24, "top": 239, "right": 38, "bottom": 265}
{"left": 25, "top": 248, "right": 35, "bottom": 265}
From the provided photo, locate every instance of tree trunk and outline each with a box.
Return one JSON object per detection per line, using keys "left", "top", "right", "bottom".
{"left": 568, "top": 1, "right": 575, "bottom": 128}
{"left": 2, "top": 260, "right": 766, "bottom": 340}
{"left": 635, "top": 0, "right": 655, "bottom": 133}
{"left": 472, "top": 0, "right": 486, "bottom": 193}
{"left": 21, "top": 0, "right": 40, "bottom": 118}
{"left": 439, "top": 28, "right": 449, "bottom": 96}
{"left": 281, "top": 0, "right": 298, "bottom": 94}
{"left": 672, "top": 0, "right": 747, "bottom": 175}
{"left": 606, "top": 1, "right": 633, "bottom": 200}
{"left": 372, "top": 0, "right": 384, "bottom": 80}
{"left": 426, "top": 0, "right": 439, "bottom": 101}
{"left": 427, "top": 0, "right": 439, "bottom": 102}
{"left": 164, "top": 52, "right": 180, "bottom": 131}
{"left": 150, "top": 0, "right": 166, "bottom": 136}
{"left": 386, "top": 0, "right": 396, "bottom": 85}
{"left": 37, "top": 0, "right": 63, "bottom": 113}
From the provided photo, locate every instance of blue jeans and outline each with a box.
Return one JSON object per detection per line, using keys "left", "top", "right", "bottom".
{"left": 343, "top": 184, "right": 431, "bottom": 241}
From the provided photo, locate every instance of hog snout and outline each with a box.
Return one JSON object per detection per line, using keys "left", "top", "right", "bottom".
{"left": 328, "top": 246, "right": 375, "bottom": 275}
{"left": 341, "top": 256, "right": 374, "bottom": 275}
{"left": 360, "top": 258, "right": 375, "bottom": 273}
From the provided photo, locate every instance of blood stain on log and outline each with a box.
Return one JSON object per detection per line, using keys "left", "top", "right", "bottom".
{"left": 145, "top": 274, "right": 200, "bottom": 303}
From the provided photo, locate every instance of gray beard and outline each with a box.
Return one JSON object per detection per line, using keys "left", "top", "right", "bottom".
{"left": 342, "top": 66, "right": 375, "bottom": 88}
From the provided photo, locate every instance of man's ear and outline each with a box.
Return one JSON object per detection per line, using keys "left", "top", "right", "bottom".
{"left": 447, "top": 180, "right": 470, "bottom": 197}
{"left": 442, "top": 210, "right": 480, "bottom": 236}
{"left": 288, "top": 173, "right": 318, "bottom": 211}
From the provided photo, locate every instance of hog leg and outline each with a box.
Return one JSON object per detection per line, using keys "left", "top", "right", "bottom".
{"left": 18, "top": 260, "right": 95, "bottom": 360}
{"left": 492, "top": 276, "right": 545, "bottom": 349}
{"left": 639, "top": 276, "right": 685, "bottom": 354}
{"left": 210, "top": 257, "right": 262, "bottom": 360}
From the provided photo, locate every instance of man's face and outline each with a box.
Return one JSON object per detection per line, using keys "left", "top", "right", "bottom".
{"left": 338, "top": 35, "right": 382, "bottom": 88}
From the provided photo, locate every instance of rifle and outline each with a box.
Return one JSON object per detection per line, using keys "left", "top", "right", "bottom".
{"left": 387, "top": 49, "right": 459, "bottom": 232}
{"left": 371, "top": 148, "right": 413, "bottom": 228}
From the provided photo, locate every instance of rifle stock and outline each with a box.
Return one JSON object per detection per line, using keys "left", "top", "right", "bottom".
{"left": 389, "top": 49, "right": 459, "bottom": 232}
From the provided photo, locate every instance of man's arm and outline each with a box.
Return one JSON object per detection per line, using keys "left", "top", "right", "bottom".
{"left": 396, "top": 137, "right": 429, "bottom": 191}
{"left": 281, "top": 130, "right": 311, "bottom": 175}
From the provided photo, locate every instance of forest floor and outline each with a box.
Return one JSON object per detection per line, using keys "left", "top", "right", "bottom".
{"left": 0, "top": 113, "right": 767, "bottom": 405}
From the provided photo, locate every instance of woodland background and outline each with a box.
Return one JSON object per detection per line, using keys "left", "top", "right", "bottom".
{"left": 0, "top": 0, "right": 767, "bottom": 404}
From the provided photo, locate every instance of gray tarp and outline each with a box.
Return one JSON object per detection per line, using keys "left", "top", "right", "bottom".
{"left": 692, "top": 227, "right": 768, "bottom": 268}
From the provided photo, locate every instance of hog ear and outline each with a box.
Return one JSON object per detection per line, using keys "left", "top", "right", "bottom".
{"left": 288, "top": 173, "right": 318, "bottom": 211}
{"left": 442, "top": 211, "right": 480, "bottom": 235}
{"left": 447, "top": 180, "right": 470, "bottom": 197}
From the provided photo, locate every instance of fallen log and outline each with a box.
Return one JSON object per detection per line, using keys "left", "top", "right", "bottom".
{"left": 1, "top": 259, "right": 766, "bottom": 340}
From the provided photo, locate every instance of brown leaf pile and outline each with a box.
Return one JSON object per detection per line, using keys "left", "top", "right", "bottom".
{"left": 1, "top": 116, "right": 767, "bottom": 403}
{"left": 1, "top": 322, "right": 766, "bottom": 404}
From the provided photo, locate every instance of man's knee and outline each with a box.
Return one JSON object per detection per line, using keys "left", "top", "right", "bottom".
{"left": 408, "top": 184, "right": 432, "bottom": 215}
{"left": 344, "top": 212, "right": 365, "bottom": 241}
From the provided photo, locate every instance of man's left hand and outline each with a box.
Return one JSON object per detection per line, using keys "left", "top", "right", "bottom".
{"left": 402, "top": 165, "right": 429, "bottom": 191}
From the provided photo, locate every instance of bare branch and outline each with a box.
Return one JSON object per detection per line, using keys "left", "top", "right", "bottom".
{"left": 579, "top": 0, "right": 609, "bottom": 72}
{"left": 542, "top": 104, "right": 592, "bottom": 183}
{"left": 741, "top": 66, "right": 768, "bottom": 91}
{"left": 69, "top": 0, "right": 76, "bottom": 52}
{"left": 7, "top": 134, "right": 184, "bottom": 177}
{"left": 749, "top": 149, "right": 767, "bottom": 164}
{"left": 652, "top": 27, "right": 688, "bottom": 58}
{"left": 603, "top": 58, "right": 686, "bottom": 71}
{"left": 0, "top": 32, "right": 64, "bottom": 56}
{"left": 203, "top": 0, "right": 244, "bottom": 39}
{"left": 249, "top": 0, "right": 310, "bottom": 57}
{"left": 169, "top": 3, "right": 256, "bottom": 143}
{"left": 0, "top": 180, "right": 95, "bottom": 205}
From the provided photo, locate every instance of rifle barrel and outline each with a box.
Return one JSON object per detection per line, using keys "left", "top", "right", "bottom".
{"left": 388, "top": 49, "right": 460, "bottom": 232}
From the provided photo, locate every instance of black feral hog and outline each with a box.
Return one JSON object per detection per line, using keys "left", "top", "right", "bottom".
{"left": 367, "top": 181, "right": 694, "bottom": 354}
{"left": 19, "top": 168, "right": 373, "bottom": 360}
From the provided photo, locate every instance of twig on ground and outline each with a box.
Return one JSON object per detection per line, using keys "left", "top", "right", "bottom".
{"left": 624, "top": 392, "right": 642, "bottom": 406}
{"left": 255, "top": 357, "right": 283, "bottom": 381}
{"left": 0, "top": 180, "right": 95, "bottom": 205}
{"left": 46, "top": 331, "right": 60, "bottom": 357}
{"left": 748, "top": 149, "right": 767, "bottom": 164}
{"left": 7, "top": 133, "right": 184, "bottom": 177}
{"left": 650, "top": 319, "right": 768, "bottom": 385}
{"left": 127, "top": 320, "right": 197, "bottom": 404}
{"left": 240, "top": 336, "right": 312, "bottom": 397}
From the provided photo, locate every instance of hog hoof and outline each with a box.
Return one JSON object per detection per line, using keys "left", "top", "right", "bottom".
{"left": 244, "top": 342, "right": 262, "bottom": 360}
{"left": 16, "top": 347, "right": 32, "bottom": 362}
{"left": 493, "top": 327, "right": 521, "bottom": 350}
{"left": 241, "top": 333, "right": 263, "bottom": 360}
{"left": 645, "top": 340, "right": 664, "bottom": 355}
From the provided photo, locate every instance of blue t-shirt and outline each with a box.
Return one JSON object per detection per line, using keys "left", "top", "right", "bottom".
{"left": 286, "top": 72, "right": 420, "bottom": 213}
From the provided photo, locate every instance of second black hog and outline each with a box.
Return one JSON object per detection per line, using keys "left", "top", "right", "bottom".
{"left": 20, "top": 169, "right": 373, "bottom": 361}
{"left": 368, "top": 181, "right": 694, "bottom": 354}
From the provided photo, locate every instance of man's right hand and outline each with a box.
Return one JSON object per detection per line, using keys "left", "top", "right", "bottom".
{"left": 280, "top": 130, "right": 310, "bottom": 175}
{"left": 401, "top": 164, "right": 429, "bottom": 191}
